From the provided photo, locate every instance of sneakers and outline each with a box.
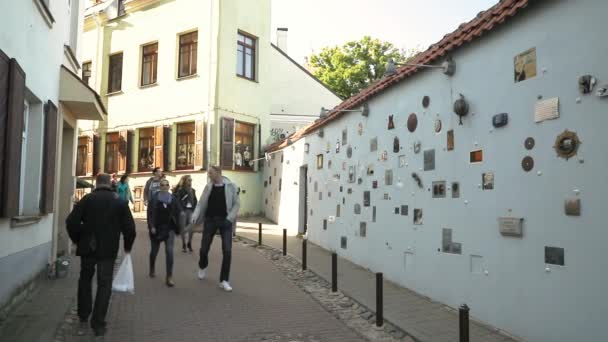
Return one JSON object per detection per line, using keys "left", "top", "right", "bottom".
{"left": 187, "top": 242, "right": 193, "bottom": 253}
{"left": 219, "top": 281, "right": 233, "bottom": 292}
{"left": 197, "top": 267, "right": 207, "bottom": 280}
{"left": 166, "top": 277, "right": 175, "bottom": 287}
{"left": 77, "top": 320, "right": 88, "bottom": 336}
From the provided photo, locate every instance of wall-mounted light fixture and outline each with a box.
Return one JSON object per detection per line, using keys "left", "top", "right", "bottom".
{"left": 384, "top": 57, "right": 455, "bottom": 77}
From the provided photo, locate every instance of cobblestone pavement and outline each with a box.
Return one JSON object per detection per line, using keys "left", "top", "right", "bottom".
{"left": 236, "top": 218, "right": 518, "bottom": 342}
{"left": 60, "top": 220, "right": 368, "bottom": 342}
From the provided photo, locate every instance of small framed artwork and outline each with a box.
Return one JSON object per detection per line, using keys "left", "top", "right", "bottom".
{"left": 370, "top": 138, "right": 378, "bottom": 152}
{"left": 400, "top": 205, "right": 408, "bottom": 216}
{"left": 316, "top": 154, "right": 324, "bottom": 169}
{"left": 482, "top": 172, "right": 494, "bottom": 190}
{"left": 447, "top": 130, "right": 454, "bottom": 151}
{"left": 514, "top": 47, "right": 537, "bottom": 83}
{"left": 413, "top": 209, "right": 423, "bottom": 225}
{"left": 348, "top": 166, "right": 356, "bottom": 183}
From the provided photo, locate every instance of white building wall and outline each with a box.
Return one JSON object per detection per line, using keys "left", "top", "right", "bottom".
{"left": 264, "top": 2, "right": 608, "bottom": 341}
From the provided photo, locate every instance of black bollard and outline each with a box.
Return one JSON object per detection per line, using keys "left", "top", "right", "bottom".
{"left": 302, "top": 239, "right": 307, "bottom": 271}
{"left": 376, "top": 272, "right": 384, "bottom": 327}
{"left": 459, "top": 304, "right": 470, "bottom": 342}
{"left": 258, "top": 222, "right": 262, "bottom": 246}
{"left": 331, "top": 252, "right": 338, "bottom": 292}
{"left": 283, "top": 229, "right": 287, "bottom": 256}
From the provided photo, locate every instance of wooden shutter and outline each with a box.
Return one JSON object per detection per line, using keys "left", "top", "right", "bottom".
{"left": 118, "top": 130, "right": 128, "bottom": 173}
{"left": 154, "top": 125, "right": 164, "bottom": 169}
{"left": 86, "top": 135, "right": 94, "bottom": 176}
{"left": 126, "top": 130, "right": 134, "bottom": 173}
{"left": 0, "top": 50, "right": 10, "bottom": 213}
{"left": 220, "top": 117, "right": 234, "bottom": 169}
{"left": 92, "top": 134, "right": 100, "bottom": 176}
{"left": 194, "top": 120, "right": 204, "bottom": 170}
{"left": 40, "top": 100, "right": 58, "bottom": 214}
{"left": 1, "top": 58, "right": 26, "bottom": 218}
{"left": 163, "top": 125, "right": 171, "bottom": 171}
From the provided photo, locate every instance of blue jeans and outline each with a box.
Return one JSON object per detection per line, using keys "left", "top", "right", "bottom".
{"left": 150, "top": 231, "right": 175, "bottom": 277}
{"left": 199, "top": 218, "right": 233, "bottom": 282}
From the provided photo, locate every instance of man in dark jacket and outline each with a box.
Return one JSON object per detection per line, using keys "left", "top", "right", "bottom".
{"left": 66, "top": 173, "right": 136, "bottom": 338}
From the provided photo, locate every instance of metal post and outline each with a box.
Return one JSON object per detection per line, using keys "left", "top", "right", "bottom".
{"left": 302, "top": 239, "right": 307, "bottom": 271}
{"left": 331, "top": 252, "right": 338, "bottom": 292}
{"left": 459, "top": 304, "right": 470, "bottom": 342}
{"left": 283, "top": 229, "right": 287, "bottom": 256}
{"left": 258, "top": 222, "right": 262, "bottom": 246}
{"left": 376, "top": 272, "right": 383, "bottom": 327}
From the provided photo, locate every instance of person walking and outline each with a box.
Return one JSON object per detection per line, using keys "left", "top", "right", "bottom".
{"left": 66, "top": 173, "right": 136, "bottom": 339}
{"left": 173, "top": 175, "right": 197, "bottom": 253}
{"left": 192, "top": 166, "right": 240, "bottom": 292}
{"left": 148, "top": 178, "right": 184, "bottom": 287}
{"left": 116, "top": 174, "right": 134, "bottom": 205}
{"left": 143, "top": 167, "right": 163, "bottom": 206}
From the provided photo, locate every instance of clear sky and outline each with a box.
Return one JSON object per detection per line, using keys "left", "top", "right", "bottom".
{"left": 271, "top": 0, "right": 498, "bottom": 64}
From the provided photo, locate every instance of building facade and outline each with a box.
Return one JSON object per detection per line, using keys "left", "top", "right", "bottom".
{"left": 0, "top": 0, "right": 105, "bottom": 314}
{"left": 262, "top": 1, "right": 608, "bottom": 341}
{"left": 78, "top": 0, "right": 340, "bottom": 215}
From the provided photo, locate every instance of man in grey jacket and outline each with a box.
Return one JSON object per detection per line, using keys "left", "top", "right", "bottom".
{"left": 192, "top": 166, "right": 240, "bottom": 291}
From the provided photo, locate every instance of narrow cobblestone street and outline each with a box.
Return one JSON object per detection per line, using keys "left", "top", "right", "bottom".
{"left": 63, "top": 220, "right": 367, "bottom": 342}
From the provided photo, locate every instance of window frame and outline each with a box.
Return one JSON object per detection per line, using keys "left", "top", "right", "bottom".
{"left": 178, "top": 31, "right": 198, "bottom": 79}
{"left": 140, "top": 42, "right": 158, "bottom": 87}
{"left": 236, "top": 31, "right": 257, "bottom": 81}
{"left": 138, "top": 127, "right": 155, "bottom": 172}
{"left": 82, "top": 61, "right": 92, "bottom": 86}
{"left": 108, "top": 52, "right": 123, "bottom": 94}
{"left": 105, "top": 132, "right": 120, "bottom": 174}
{"left": 76, "top": 136, "right": 88, "bottom": 177}
{"left": 233, "top": 121, "right": 255, "bottom": 171}
{"left": 175, "top": 121, "right": 196, "bottom": 170}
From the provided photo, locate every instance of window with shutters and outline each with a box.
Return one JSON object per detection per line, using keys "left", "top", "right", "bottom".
{"left": 82, "top": 62, "right": 91, "bottom": 86}
{"left": 105, "top": 132, "right": 120, "bottom": 174}
{"left": 235, "top": 122, "right": 254, "bottom": 170}
{"left": 138, "top": 127, "right": 155, "bottom": 172}
{"left": 141, "top": 43, "right": 158, "bottom": 86}
{"left": 108, "top": 52, "right": 123, "bottom": 93}
{"left": 76, "top": 137, "right": 88, "bottom": 176}
{"left": 236, "top": 31, "right": 256, "bottom": 81}
{"left": 176, "top": 122, "right": 195, "bottom": 170}
{"left": 178, "top": 31, "right": 198, "bottom": 78}
{"left": 19, "top": 96, "right": 46, "bottom": 215}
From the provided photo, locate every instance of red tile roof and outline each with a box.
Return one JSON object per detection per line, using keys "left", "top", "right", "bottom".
{"left": 267, "top": 0, "right": 531, "bottom": 152}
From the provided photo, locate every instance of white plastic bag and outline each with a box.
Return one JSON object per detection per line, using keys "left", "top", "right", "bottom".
{"left": 112, "top": 254, "right": 135, "bottom": 294}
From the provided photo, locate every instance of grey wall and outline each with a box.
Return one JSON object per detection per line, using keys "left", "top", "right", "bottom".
{"left": 0, "top": 242, "right": 51, "bottom": 308}
{"left": 263, "top": 2, "right": 608, "bottom": 341}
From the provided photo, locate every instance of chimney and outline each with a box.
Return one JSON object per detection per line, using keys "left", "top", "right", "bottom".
{"left": 276, "top": 28, "right": 288, "bottom": 52}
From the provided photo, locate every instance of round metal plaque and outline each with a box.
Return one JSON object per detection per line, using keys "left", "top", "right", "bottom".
{"left": 522, "top": 156, "right": 534, "bottom": 172}
{"left": 554, "top": 130, "right": 581, "bottom": 160}
{"left": 524, "top": 137, "right": 535, "bottom": 150}
{"left": 407, "top": 113, "right": 418, "bottom": 132}
{"left": 434, "top": 119, "right": 442, "bottom": 133}
{"left": 422, "top": 96, "right": 430, "bottom": 108}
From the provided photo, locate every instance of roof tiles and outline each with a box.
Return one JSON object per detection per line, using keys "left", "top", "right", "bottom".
{"left": 267, "top": 0, "right": 531, "bottom": 152}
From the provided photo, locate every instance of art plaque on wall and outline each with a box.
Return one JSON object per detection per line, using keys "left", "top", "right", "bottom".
{"left": 413, "top": 209, "right": 423, "bottom": 225}
{"left": 514, "top": 47, "right": 537, "bottom": 82}
{"left": 399, "top": 155, "right": 406, "bottom": 168}
{"left": 370, "top": 137, "right": 378, "bottom": 152}
{"left": 424, "top": 149, "right": 435, "bottom": 171}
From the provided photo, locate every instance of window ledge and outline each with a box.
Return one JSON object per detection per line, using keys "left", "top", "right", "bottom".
{"left": 33, "top": 0, "right": 55, "bottom": 28}
{"left": 177, "top": 74, "right": 199, "bottom": 81}
{"left": 11, "top": 215, "right": 43, "bottom": 228}
{"left": 139, "top": 82, "right": 158, "bottom": 89}
{"left": 106, "top": 90, "right": 124, "bottom": 97}
{"left": 236, "top": 74, "right": 258, "bottom": 83}
{"left": 224, "top": 168, "right": 258, "bottom": 173}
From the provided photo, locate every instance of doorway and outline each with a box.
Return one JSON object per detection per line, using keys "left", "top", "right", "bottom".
{"left": 298, "top": 165, "right": 308, "bottom": 234}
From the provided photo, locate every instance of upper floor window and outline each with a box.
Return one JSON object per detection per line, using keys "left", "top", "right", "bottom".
{"left": 176, "top": 122, "right": 195, "bottom": 170}
{"left": 237, "top": 32, "right": 256, "bottom": 81}
{"left": 141, "top": 43, "right": 158, "bottom": 86}
{"left": 108, "top": 52, "right": 123, "bottom": 93}
{"left": 82, "top": 61, "right": 92, "bottom": 86}
{"left": 178, "top": 31, "right": 198, "bottom": 78}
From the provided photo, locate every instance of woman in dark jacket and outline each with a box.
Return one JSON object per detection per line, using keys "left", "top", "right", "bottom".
{"left": 173, "top": 175, "right": 197, "bottom": 253}
{"left": 147, "top": 179, "right": 183, "bottom": 287}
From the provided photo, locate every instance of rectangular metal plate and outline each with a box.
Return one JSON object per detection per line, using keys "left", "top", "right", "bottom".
{"left": 534, "top": 97, "right": 559, "bottom": 123}
{"left": 564, "top": 198, "right": 581, "bottom": 216}
{"left": 447, "top": 130, "right": 454, "bottom": 151}
{"left": 370, "top": 138, "right": 378, "bottom": 152}
{"left": 385, "top": 169, "right": 393, "bottom": 186}
{"left": 360, "top": 222, "right": 367, "bottom": 237}
{"left": 498, "top": 217, "right": 523, "bottom": 237}
{"left": 432, "top": 181, "right": 446, "bottom": 198}
{"left": 424, "top": 149, "right": 435, "bottom": 171}
{"left": 372, "top": 206, "right": 376, "bottom": 222}
{"left": 363, "top": 191, "right": 370, "bottom": 207}
{"left": 401, "top": 205, "right": 408, "bottom": 216}
{"left": 545, "top": 246, "right": 564, "bottom": 266}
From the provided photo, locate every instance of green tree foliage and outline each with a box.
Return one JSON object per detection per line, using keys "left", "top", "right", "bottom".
{"left": 310, "top": 36, "right": 417, "bottom": 99}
